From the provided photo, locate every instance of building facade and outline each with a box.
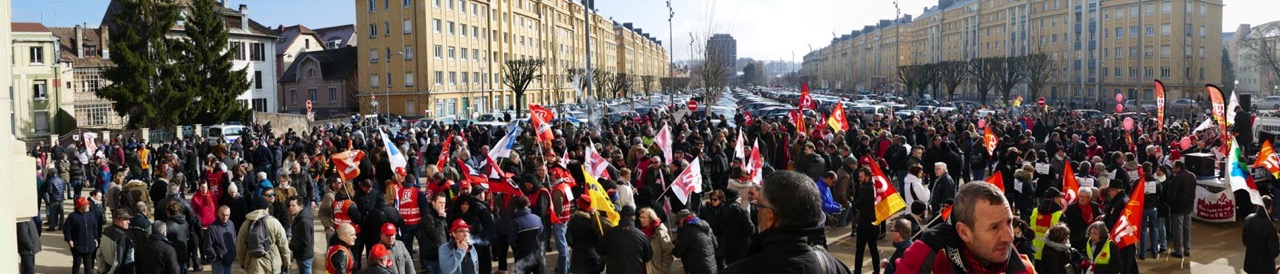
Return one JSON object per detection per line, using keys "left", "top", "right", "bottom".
{"left": 51, "top": 25, "right": 127, "bottom": 129}
{"left": 11, "top": 22, "right": 74, "bottom": 141}
{"left": 315, "top": 24, "right": 359, "bottom": 49}
{"left": 707, "top": 33, "right": 737, "bottom": 79}
{"left": 802, "top": 0, "right": 1224, "bottom": 102}
{"left": 278, "top": 47, "right": 360, "bottom": 118}
{"left": 355, "top": 0, "right": 668, "bottom": 118}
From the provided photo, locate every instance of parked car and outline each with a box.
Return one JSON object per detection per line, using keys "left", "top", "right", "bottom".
{"left": 1262, "top": 96, "right": 1280, "bottom": 110}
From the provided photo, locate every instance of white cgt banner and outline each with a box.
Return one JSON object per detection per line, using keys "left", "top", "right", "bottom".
{"left": 1193, "top": 185, "right": 1236, "bottom": 223}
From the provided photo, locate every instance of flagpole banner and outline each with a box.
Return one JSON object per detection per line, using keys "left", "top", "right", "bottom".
{"left": 1194, "top": 185, "right": 1236, "bottom": 223}
{"left": 1155, "top": 80, "right": 1166, "bottom": 130}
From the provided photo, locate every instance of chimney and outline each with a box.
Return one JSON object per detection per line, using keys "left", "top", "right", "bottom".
{"left": 75, "top": 24, "right": 84, "bottom": 58}
{"left": 100, "top": 25, "right": 110, "bottom": 59}
{"left": 219, "top": 0, "right": 226, "bottom": 7}
{"left": 239, "top": 4, "right": 249, "bottom": 30}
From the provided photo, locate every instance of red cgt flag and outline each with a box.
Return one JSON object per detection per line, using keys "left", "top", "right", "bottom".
{"left": 1111, "top": 170, "right": 1146, "bottom": 248}
{"left": 789, "top": 109, "right": 807, "bottom": 133}
{"left": 799, "top": 82, "right": 815, "bottom": 110}
{"left": 985, "top": 171, "right": 1005, "bottom": 193}
{"left": 983, "top": 126, "right": 998, "bottom": 155}
{"left": 1254, "top": 140, "right": 1280, "bottom": 178}
{"left": 1063, "top": 163, "right": 1081, "bottom": 205}
{"left": 331, "top": 150, "right": 365, "bottom": 181}
{"left": 435, "top": 133, "right": 454, "bottom": 169}
{"left": 530, "top": 104, "right": 556, "bottom": 143}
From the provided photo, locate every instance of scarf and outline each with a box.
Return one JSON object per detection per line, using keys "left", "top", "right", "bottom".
{"left": 1079, "top": 203, "right": 1094, "bottom": 223}
{"left": 642, "top": 221, "right": 661, "bottom": 238}
{"left": 959, "top": 246, "right": 1008, "bottom": 274}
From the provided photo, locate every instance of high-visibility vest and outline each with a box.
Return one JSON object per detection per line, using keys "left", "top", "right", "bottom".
{"left": 1087, "top": 239, "right": 1113, "bottom": 265}
{"left": 333, "top": 199, "right": 359, "bottom": 233}
{"left": 397, "top": 187, "right": 422, "bottom": 225}
{"left": 326, "top": 244, "right": 354, "bottom": 274}
{"left": 1030, "top": 208, "right": 1063, "bottom": 260}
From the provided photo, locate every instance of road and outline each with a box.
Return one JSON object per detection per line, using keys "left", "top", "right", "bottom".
{"left": 32, "top": 184, "right": 1250, "bottom": 274}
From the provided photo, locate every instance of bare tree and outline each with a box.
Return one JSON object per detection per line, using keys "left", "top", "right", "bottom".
{"left": 967, "top": 57, "right": 1001, "bottom": 105}
{"left": 1244, "top": 23, "right": 1280, "bottom": 95}
{"left": 502, "top": 58, "right": 545, "bottom": 117}
{"left": 897, "top": 65, "right": 922, "bottom": 98}
{"left": 641, "top": 75, "right": 657, "bottom": 97}
{"left": 610, "top": 72, "right": 633, "bottom": 99}
{"left": 592, "top": 68, "right": 614, "bottom": 100}
{"left": 938, "top": 61, "right": 966, "bottom": 100}
{"left": 919, "top": 63, "right": 940, "bottom": 99}
{"left": 996, "top": 56, "right": 1028, "bottom": 103}
{"left": 1022, "top": 53, "right": 1055, "bottom": 100}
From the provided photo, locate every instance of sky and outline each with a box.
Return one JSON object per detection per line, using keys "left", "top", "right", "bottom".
{"left": 11, "top": 0, "right": 1275, "bottom": 62}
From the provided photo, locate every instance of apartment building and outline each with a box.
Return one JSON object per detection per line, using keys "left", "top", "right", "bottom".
{"left": 356, "top": 0, "right": 667, "bottom": 118}
{"left": 802, "top": 17, "right": 912, "bottom": 92}
{"left": 804, "top": 0, "right": 1223, "bottom": 102}
{"left": 11, "top": 22, "right": 74, "bottom": 141}
{"left": 50, "top": 25, "right": 127, "bottom": 129}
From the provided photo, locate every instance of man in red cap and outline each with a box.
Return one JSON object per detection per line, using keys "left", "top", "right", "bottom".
{"left": 370, "top": 223, "right": 415, "bottom": 274}
{"left": 358, "top": 242, "right": 396, "bottom": 274}
{"left": 64, "top": 197, "right": 101, "bottom": 274}
{"left": 439, "top": 219, "right": 479, "bottom": 274}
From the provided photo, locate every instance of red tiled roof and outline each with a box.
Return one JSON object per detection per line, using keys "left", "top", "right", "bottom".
{"left": 12, "top": 22, "right": 50, "bottom": 33}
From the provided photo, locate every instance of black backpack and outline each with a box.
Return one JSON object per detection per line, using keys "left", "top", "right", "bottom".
{"left": 245, "top": 216, "right": 274, "bottom": 258}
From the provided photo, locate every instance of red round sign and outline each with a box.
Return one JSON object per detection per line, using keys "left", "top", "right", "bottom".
{"left": 1037, "top": 97, "right": 1046, "bottom": 106}
{"left": 687, "top": 100, "right": 698, "bottom": 111}
{"left": 306, "top": 100, "right": 313, "bottom": 111}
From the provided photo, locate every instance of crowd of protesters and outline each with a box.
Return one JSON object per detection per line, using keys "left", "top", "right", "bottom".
{"left": 17, "top": 86, "right": 1277, "bottom": 274}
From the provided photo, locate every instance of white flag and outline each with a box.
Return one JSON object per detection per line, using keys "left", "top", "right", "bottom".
{"left": 488, "top": 125, "right": 522, "bottom": 159}
{"left": 1195, "top": 117, "right": 1215, "bottom": 132}
{"left": 655, "top": 125, "right": 673, "bottom": 164}
{"left": 734, "top": 129, "right": 746, "bottom": 160}
{"left": 1227, "top": 91, "right": 1240, "bottom": 125}
{"left": 671, "top": 157, "right": 703, "bottom": 205}
{"left": 585, "top": 140, "right": 612, "bottom": 179}
{"left": 381, "top": 131, "right": 407, "bottom": 175}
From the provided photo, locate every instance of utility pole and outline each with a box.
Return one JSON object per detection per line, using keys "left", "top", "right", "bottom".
{"left": 667, "top": 0, "right": 675, "bottom": 108}
{"left": 895, "top": 0, "right": 901, "bottom": 95}
{"left": 583, "top": 0, "right": 594, "bottom": 118}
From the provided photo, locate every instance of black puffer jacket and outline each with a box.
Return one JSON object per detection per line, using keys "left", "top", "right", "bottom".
{"left": 134, "top": 232, "right": 182, "bottom": 274}
{"left": 722, "top": 227, "right": 852, "bottom": 274}
{"left": 163, "top": 214, "right": 191, "bottom": 264}
{"left": 714, "top": 189, "right": 755, "bottom": 265}
{"left": 673, "top": 218, "right": 718, "bottom": 274}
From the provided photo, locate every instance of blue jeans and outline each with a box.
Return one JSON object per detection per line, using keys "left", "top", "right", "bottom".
{"left": 296, "top": 258, "right": 313, "bottom": 274}
{"left": 1141, "top": 207, "right": 1166, "bottom": 254}
{"left": 551, "top": 223, "right": 569, "bottom": 274}
{"left": 211, "top": 263, "right": 232, "bottom": 274}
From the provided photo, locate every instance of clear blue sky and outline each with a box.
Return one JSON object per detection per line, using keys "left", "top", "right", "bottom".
{"left": 11, "top": 0, "right": 1273, "bottom": 62}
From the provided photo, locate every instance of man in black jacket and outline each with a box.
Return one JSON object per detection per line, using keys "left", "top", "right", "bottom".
{"left": 64, "top": 198, "right": 101, "bottom": 274}
{"left": 1244, "top": 196, "right": 1279, "bottom": 273}
{"left": 419, "top": 193, "right": 449, "bottom": 273}
{"left": 598, "top": 205, "right": 652, "bottom": 274}
{"left": 714, "top": 188, "right": 755, "bottom": 266}
{"left": 288, "top": 196, "right": 315, "bottom": 274}
{"left": 135, "top": 221, "right": 182, "bottom": 274}
{"left": 204, "top": 206, "right": 237, "bottom": 274}
{"left": 1167, "top": 161, "right": 1196, "bottom": 258}
{"left": 723, "top": 170, "right": 851, "bottom": 273}
{"left": 929, "top": 162, "right": 956, "bottom": 217}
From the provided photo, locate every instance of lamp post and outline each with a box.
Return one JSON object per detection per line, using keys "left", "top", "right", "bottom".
{"left": 667, "top": 0, "right": 675, "bottom": 108}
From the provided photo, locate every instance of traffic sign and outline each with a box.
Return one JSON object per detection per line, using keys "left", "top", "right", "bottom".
{"left": 1037, "top": 97, "right": 1046, "bottom": 106}
{"left": 686, "top": 100, "right": 698, "bottom": 111}
{"left": 307, "top": 111, "right": 315, "bottom": 122}
{"left": 306, "top": 100, "right": 313, "bottom": 111}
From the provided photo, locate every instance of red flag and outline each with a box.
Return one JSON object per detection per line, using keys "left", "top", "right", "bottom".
{"left": 940, "top": 204, "right": 953, "bottom": 220}
{"left": 1254, "top": 140, "right": 1280, "bottom": 178}
{"left": 827, "top": 103, "right": 849, "bottom": 131}
{"left": 983, "top": 126, "right": 998, "bottom": 154}
{"left": 331, "top": 150, "right": 365, "bottom": 181}
{"left": 985, "top": 171, "right": 1005, "bottom": 193}
{"left": 1111, "top": 171, "right": 1146, "bottom": 248}
{"left": 748, "top": 139, "right": 763, "bottom": 185}
{"left": 1063, "top": 163, "right": 1081, "bottom": 205}
{"left": 866, "top": 156, "right": 906, "bottom": 225}
{"left": 743, "top": 110, "right": 754, "bottom": 126}
{"left": 799, "top": 82, "right": 815, "bottom": 110}
{"left": 435, "top": 133, "right": 454, "bottom": 169}
{"left": 1208, "top": 84, "right": 1227, "bottom": 135}
{"left": 670, "top": 157, "right": 704, "bottom": 205}
{"left": 789, "top": 109, "right": 807, "bottom": 133}
{"left": 1155, "top": 80, "right": 1166, "bottom": 131}
{"left": 530, "top": 104, "right": 556, "bottom": 143}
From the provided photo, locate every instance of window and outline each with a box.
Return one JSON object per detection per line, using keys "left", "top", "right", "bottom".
{"left": 1161, "top": 2, "right": 1171, "bottom": 14}
{"left": 1129, "top": 67, "right": 1138, "bottom": 78}
{"left": 461, "top": 47, "right": 468, "bottom": 59}
{"left": 1116, "top": 27, "right": 1123, "bottom": 38}
{"left": 367, "top": 0, "right": 375, "bottom": 12}
{"left": 1144, "top": 67, "right": 1154, "bottom": 78}
{"left": 1114, "top": 67, "right": 1122, "bottom": 77}
{"left": 1144, "top": 25, "right": 1154, "bottom": 36}
{"left": 329, "top": 87, "right": 337, "bottom": 102}
{"left": 434, "top": 19, "right": 441, "bottom": 33}
{"left": 1200, "top": 26, "right": 1205, "bottom": 37}
{"left": 1145, "top": 3, "right": 1154, "bottom": 15}
{"left": 472, "top": 49, "right": 479, "bottom": 61}
{"left": 403, "top": 0, "right": 411, "bottom": 7}
{"left": 384, "top": 0, "right": 389, "bottom": 9}
{"left": 1186, "top": 46, "right": 1192, "bottom": 57}
{"left": 1201, "top": 4, "right": 1207, "bottom": 16}
{"left": 434, "top": 45, "right": 443, "bottom": 58}
{"left": 309, "top": 88, "right": 317, "bottom": 102}
{"left": 1129, "top": 47, "right": 1138, "bottom": 58}
{"left": 371, "top": 74, "right": 380, "bottom": 87}
{"left": 369, "top": 24, "right": 377, "bottom": 38}
{"left": 370, "top": 49, "right": 379, "bottom": 63}
{"left": 1161, "top": 24, "right": 1170, "bottom": 35}
{"left": 403, "top": 19, "right": 412, "bottom": 34}
{"left": 472, "top": 3, "right": 479, "bottom": 15}
{"left": 405, "top": 72, "right": 415, "bottom": 86}
{"left": 448, "top": 46, "right": 456, "bottom": 59}
{"left": 245, "top": 71, "right": 262, "bottom": 91}
{"left": 460, "top": 73, "right": 468, "bottom": 84}
{"left": 448, "top": 0, "right": 453, "bottom": 9}
{"left": 449, "top": 72, "right": 457, "bottom": 85}
{"left": 461, "top": 24, "right": 468, "bottom": 36}
{"left": 473, "top": 26, "right": 479, "bottom": 38}
{"left": 449, "top": 22, "right": 455, "bottom": 35}
{"left": 473, "top": 72, "right": 481, "bottom": 84}
{"left": 1161, "top": 67, "right": 1171, "bottom": 78}
{"left": 461, "top": 2, "right": 467, "bottom": 13}
{"left": 1129, "top": 26, "right": 1138, "bottom": 37}
{"left": 385, "top": 22, "right": 390, "bottom": 36}
{"left": 1200, "top": 47, "right": 1205, "bottom": 58}
{"left": 404, "top": 46, "right": 413, "bottom": 60}
{"left": 250, "top": 43, "right": 265, "bottom": 61}
{"left": 1144, "top": 46, "right": 1154, "bottom": 57}
{"left": 1160, "top": 45, "right": 1170, "bottom": 57}
{"left": 1128, "top": 6, "right": 1138, "bottom": 17}
{"left": 387, "top": 73, "right": 393, "bottom": 87}
{"left": 28, "top": 46, "right": 43, "bottom": 65}
{"left": 231, "top": 42, "right": 245, "bottom": 60}
{"left": 434, "top": 0, "right": 440, "bottom": 7}
{"left": 32, "top": 80, "right": 47, "bottom": 100}
{"left": 1116, "top": 8, "right": 1124, "bottom": 19}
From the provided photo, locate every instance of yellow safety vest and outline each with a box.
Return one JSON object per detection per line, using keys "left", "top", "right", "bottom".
{"left": 1029, "top": 208, "right": 1063, "bottom": 260}
{"left": 1087, "top": 239, "right": 1113, "bottom": 265}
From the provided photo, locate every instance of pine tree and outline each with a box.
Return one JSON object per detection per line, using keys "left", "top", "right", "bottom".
{"left": 99, "top": 0, "right": 192, "bottom": 129}
{"left": 183, "top": 0, "right": 251, "bottom": 124}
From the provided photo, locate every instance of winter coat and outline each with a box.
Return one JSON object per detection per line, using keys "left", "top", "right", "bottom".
{"left": 418, "top": 207, "right": 449, "bottom": 261}
{"left": 508, "top": 207, "right": 545, "bottom": 272}
{"left": 816, "top": 179, "right": 842, "bottom": 215}
{"left": 18, "top": 220, "right": 41, "bottom": 256}
{"left": 645, "top": 222, "right": 676, "bottom": 274}
{"left": 1243, "top": 212, "right": 1280, "bottom": 273}
{"left": 929, "top": 174, "right": 956, "bottom": 215}
{"left": 235, "top": 209, "right": 292, "bottom": 274}
{"left": 714, "top": 190, "right": 755, "bottom": 265}
{"left": 62, "top": 210, "right": 102, "bottom": 254}
{"left": 1036, "top": 241, "right": 1073, "bottom": 274}
{"left": 203, "top": 219, "right": 237, "bottom": 266}
{"left": 567, "top": 211, "right": 611, "bottom": 274}
{"left": 164, "top": 214, "right": 192, "bottom": 264}
{"left": 1168, "top": 169, "right": 1197, "bottom": 215}
{"left": 1063, "top": 201, "right": 1104, "bottom": 250}
{"left": 673, "top": 218, "right": 718, "bottom": 274}
{"left": 438, "top": 241, "right": 479, "bottom": 274}
{"left": 722, "top": 227, "right": 851, "bottom": 273}
{"left": 289, "top": 209, "right": 315, "bottom": 261}
{"left": 598, "top": 218, "right": 652, "bottom": 274}
{"left": 893, "top": 223, "right": 1036, "bottom": 274}
{"left": 854, "top": 182, "right": 877, "bottom": 226}
{"left": 134, "top": 233, "right": 182, "bottom": 274}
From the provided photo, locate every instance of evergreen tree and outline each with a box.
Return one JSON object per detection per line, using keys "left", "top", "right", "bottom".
{"left": 99, "top": 0, "right": 191, "bottom": 129}
{"left": 183, "top": 0, "right": 251, "bottom": 124}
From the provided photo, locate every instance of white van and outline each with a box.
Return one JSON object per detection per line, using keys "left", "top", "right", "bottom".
{"left": 206, "top": 124, "right": 247, "bottom": 143}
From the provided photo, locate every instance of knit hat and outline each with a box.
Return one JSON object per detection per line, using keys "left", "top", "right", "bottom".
{"left": 75, "top": 197, "right": 89, "bottom": 209}
{"left": 676, "top": 209, "right": 694, "bottom": 222}
{"left": 576, "top": 194, "right": 592, "bottom": 210}
{"left": 370, "top": 243, "right": 391, "bottom": 259}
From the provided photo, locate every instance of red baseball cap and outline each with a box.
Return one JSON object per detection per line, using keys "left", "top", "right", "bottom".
{"left": 370, "top": 243, "right": 391, "bottom": 259}
{"left": 451, "top": 219, "right": 472, "bottom": 233}
{"left": 74, "top": 197, "right": 88, "bottom": 208}
{"left": 381, "top": 223, "right": 397, "bottom": 236}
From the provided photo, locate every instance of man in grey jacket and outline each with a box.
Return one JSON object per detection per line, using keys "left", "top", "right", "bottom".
{"left": 370, "top": 223, "right": 415, "bottom": 274}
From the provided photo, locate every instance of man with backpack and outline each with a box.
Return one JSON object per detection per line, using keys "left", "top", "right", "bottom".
{"left": 236, "top": 200, "right": 292, "bottom": 274}
{"left": 96, "top": 209, "right": 137, "bottom": 274}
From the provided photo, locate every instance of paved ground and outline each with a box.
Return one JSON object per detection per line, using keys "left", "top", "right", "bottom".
{"left": 33, "top": 189, "right": 1250, "bottom": 274}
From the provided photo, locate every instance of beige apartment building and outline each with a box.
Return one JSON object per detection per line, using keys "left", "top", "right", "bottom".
{"left": 803, "top": 17, "right": 912, "bottom": 93}
{"left": 804, "top": 0, "right": 1223, "bottom": 102}
{"left": 356, "top": 0, "right": 668, "bottom": 118}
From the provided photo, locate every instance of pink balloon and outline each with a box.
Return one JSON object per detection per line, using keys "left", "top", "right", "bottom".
{"left": 1115, "top": 104, "right": 1124, "bottom": 113}
{"left": 1180, "top": 137, "right": 1192, "bottom": 150}
{"left": 978, "top": 119, "right": 986, "bottom": 129}
{"left": 1123, "top": 117, "right": 1134, "bottom": 131}
{"left": 1115, "top": 93, "right": 1124, "bottom": 103}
